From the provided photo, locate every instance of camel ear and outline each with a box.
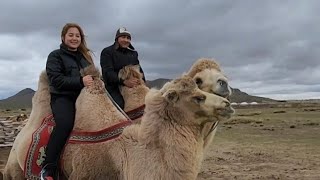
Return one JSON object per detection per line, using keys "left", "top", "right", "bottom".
{"left": 162, "top": 89, "right": 179, "bottom": 103}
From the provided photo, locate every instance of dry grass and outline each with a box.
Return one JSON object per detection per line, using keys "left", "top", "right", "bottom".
{"left": 1, "top": 103, "right": 320, "bottom": 179}
{"left": 198, "top": 103, "right": 320, "bottom": 179}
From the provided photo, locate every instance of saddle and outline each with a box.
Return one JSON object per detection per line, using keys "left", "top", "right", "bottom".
{"left": 23, "top": 105, "right": 145, "bottom": 179}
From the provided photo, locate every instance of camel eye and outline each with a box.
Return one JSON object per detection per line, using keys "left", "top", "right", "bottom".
{"left": 195, "top": 78, "right": 203, "bottom": 86}
{"left": 218, "top": 79, "right": 226, "bottom": 87}
{"left": 193, "top": 95, "right": 206, "bottom": 104}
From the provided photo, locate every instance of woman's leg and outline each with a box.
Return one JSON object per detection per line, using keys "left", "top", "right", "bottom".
{"left": 41, "top": 94, "right": 76, "bottom": 179}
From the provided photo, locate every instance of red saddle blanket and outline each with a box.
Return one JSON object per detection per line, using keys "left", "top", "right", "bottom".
{"left": 23, "top": 105, "right": 144, "bottom": 179}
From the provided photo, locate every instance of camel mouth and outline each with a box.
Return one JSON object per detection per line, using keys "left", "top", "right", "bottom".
{"left": 216, "top": 106, "right": 234, "bottom": 119}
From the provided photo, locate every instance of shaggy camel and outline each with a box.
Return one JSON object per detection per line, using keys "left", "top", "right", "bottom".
{"left": 117, "top": 58, "right": 232, "bottom": 153}
{"left": 3, "top": 66, "right": 129, "bottom": 179}
{"left": 186, "top": 58, "right": 232, "bottom": 152}
{"left": 118, "top": 58, "right": 232, "bottom": 152}
{"left": 4, "top": 70, "right": 52, "bottom": 180}
{"left": 118, "top": 65, "right": 149, "bottom": 122}
{"left": 4, "top": 65, "right": 233, "bottom": 180}
{"left": 62, "top": 75, "right": 233, "bottom": 179}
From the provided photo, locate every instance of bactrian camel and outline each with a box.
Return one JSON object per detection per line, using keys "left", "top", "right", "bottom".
{"left": 4, "top": 64, "right": 233, "bottom": 180}
{"left": 186, "top": 58, "right": 232, "bottom": 152}
{"left": 118, "top": 58, "right": 232, "bottom": 152}
{"left": 63, "top": 74, "right": 234, "bottom": 179}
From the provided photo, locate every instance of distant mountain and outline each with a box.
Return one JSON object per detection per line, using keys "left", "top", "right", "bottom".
{"left": 0, "top": 79, "right": 275, "bottom": 109}
{"left": 146, "top": 78, "right": 171, "bottom": 89}
{"left": 0, "top": 88, "right": 35, "bottom": 109}
{"left": 229, "top": 88, "right": 275, "bottom": 103}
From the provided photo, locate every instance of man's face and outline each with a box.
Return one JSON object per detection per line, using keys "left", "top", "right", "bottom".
{"left": 118, "top": 35, "right": 131, "bottom": 48}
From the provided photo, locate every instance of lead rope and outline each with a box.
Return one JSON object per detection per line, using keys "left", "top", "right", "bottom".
{"left": 105, "top": 90, "right": 132, "bottom": 121}
{"left": 204, "top": 121, "right": 219, "bottom": 140}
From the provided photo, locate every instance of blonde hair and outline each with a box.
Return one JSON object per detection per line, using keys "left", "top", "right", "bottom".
{"left": 61, "top": 23, "right": 94, "bottom": 65}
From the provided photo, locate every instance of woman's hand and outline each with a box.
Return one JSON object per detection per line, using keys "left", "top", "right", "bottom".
{"left": 83, "top": 75, "right": 94, "bottom": 87}
{"left": 123, "top": 78, "right": 140, "bottom": 88}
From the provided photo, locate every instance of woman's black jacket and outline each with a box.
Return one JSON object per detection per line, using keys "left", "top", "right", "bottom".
{"left": 46, "top": 44, "right": 90, "bottom": 96}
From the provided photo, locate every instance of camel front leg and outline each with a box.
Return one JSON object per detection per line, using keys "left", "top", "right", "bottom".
{"left": 3, "top": 150, "right": 24, "bottom": 180}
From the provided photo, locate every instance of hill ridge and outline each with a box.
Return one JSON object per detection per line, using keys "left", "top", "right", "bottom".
{"left": 0, "top": 79, "right": 275, "bottom": 109}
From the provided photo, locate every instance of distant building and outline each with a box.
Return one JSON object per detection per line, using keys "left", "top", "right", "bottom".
{"left": 239, "top": 102, "right": 249, "bottom": 106}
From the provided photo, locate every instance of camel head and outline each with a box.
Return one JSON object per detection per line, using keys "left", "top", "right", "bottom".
{"left": 80, "top": 65, "right": 106, "bottom": 94}
{"left": 159, "top": 75, "right": 234, "bottom": 125}
{"left": 187, "top": 58, "right": 231, "bottom": 99}
{"left": 118, "top": 64, "right": 144, "bottom": 83}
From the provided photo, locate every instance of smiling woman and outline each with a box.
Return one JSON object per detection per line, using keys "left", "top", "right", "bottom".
{"left": 39, "top": 23, "right": 95, "bottom": 180}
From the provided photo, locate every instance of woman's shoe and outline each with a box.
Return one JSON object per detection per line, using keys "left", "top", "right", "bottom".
{"left": 40, "top": 163, "right": 58, "bottom": 180}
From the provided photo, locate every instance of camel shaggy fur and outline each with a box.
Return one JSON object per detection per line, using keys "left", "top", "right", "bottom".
{"left": 3, "top": 66, "right": 129, "bottom": 180}
{"left": 62, "top": 75, "right": 233, "bottom": 179}
{"left": 118, "top": 65, "right": 149, "bottom": 122}
{"left": 186, "top": 58, "right": 232, "bottom": 152}
{"left": 117, "top": 58, "right": 233, "bottom": 153}
{"left": 4, "top": 64, "right": 233, "bottom": 180}
{"left": 72, "top": 66, "right": 128, "bottom": 131}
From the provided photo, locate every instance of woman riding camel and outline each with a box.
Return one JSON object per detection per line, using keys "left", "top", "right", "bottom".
{"left": 40, "top": 23, "right": 94, "bottom": 180}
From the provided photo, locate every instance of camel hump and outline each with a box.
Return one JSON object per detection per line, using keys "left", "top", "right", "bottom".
{"left": 81, "top": 65, "right": 101, "bottom": 78}
{"left": 187, "top": 58, "right": 221, "bottom": 77}
{"left": 118, "top": 64, "right": 142, "bottom": 80}
{"left": 171, "top": 75, "right": 197, "bottom": 92}
{"left": 38, "top": 70, "right": 49, "bottom": 88}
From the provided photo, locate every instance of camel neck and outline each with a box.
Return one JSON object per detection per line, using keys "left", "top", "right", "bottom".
{"left": 159, "top": 120, "right": 204, "bottom": 179}
{"left": 139, "top": 112, "right": 204, "bottom": 178}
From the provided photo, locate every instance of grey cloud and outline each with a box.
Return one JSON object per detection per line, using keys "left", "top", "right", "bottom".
{"left": 0, "top": 0, "right": 319, "bottom": 100}
{"left": 0, "top": 1, "right": 103, "bottom": 35}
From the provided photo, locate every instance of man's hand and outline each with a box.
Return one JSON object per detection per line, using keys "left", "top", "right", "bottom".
{"left": 123, "top": 78, "right": 140, "bottom": 88}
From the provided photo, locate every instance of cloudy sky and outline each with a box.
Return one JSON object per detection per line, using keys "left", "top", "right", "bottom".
{"left": 0, "top": 0, "right": 319, "bottom": 100}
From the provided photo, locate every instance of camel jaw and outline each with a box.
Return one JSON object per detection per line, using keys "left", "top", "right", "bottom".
{"left": 216, "top": 106, "right": 235, "bottom": 119}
